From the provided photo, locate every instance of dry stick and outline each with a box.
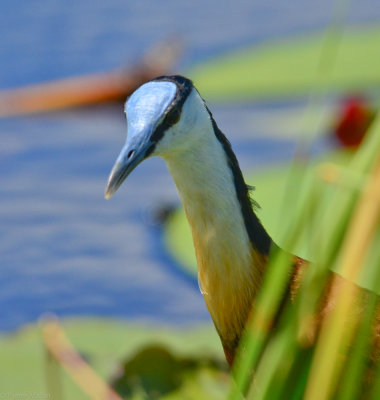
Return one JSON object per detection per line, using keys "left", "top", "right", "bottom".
{"left": 304, "top": 155, "right": 380, "bottom": 400}
{"left": 42, "top": 319, "right": 123, "bottom": 400}
{"left": 0, "top": 40, "right": 182, "bottom": 117}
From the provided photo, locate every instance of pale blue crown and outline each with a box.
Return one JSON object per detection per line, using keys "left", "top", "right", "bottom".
{"left": 125, "top": 81, "right": 177, "bottom": 138}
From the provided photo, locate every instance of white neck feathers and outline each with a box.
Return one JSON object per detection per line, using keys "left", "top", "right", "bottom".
{"left": 161, "top": 118, "right": 267, "bottom": 347}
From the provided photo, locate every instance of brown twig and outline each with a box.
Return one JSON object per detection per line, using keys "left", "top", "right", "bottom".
{"left": 0, "top": 39, "right": 182, "bottom": 117}
{"left": 42, "top": 318, "right": 123, "bottom": 400}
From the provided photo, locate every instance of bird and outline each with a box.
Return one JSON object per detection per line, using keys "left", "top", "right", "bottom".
{"left": 104, "top": 75, "right": 379, "bottom": 370}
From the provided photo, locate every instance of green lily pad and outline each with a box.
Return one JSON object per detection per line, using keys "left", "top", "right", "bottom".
{"left": 0, "top": 318, "right": 225, "bottom": 399}
{"left": 188, "top": 26, "right": 380, "bottom": 101}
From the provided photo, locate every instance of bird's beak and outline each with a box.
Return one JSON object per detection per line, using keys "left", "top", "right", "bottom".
{"left": 105, "top": 128, "right": 154, "bottom": 199}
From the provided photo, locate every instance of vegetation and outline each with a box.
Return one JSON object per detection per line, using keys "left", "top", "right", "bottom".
{"left": 228, "top": 112, "right": 380, "bottom": 399}
{"left": 0, "top": 319, "right": 227, "bottom": 399}
{"left": 188, "top": 25, "right": 380, "bottom": 102}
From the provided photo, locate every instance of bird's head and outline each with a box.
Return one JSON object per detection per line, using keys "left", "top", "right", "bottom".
{"left": 105, "top": 75, "right": 210, "bottom": 199}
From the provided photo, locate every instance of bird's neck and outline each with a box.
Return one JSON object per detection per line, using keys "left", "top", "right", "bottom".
{"left": 163, "top": 121, "right": 272, "bottom": 352}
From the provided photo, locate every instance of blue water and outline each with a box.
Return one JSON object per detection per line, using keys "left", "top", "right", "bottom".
{"left": 0, "top": 0, "right": 379, "bottom": 331}
{"left": 2, "top": 0, "right": 380, "bottom": 89}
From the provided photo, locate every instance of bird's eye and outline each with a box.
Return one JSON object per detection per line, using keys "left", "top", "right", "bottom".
{"left": 165, "top": 108, "right": 180, "bottom": 126}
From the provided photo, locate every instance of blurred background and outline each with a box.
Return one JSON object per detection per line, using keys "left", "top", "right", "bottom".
{"left": 1, "top": 0, "right": 379, "bottom": 398}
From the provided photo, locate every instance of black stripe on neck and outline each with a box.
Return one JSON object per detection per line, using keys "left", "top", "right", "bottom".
{"left": 145, "top": 75, "right": 193, "bottom": 157}
{"left": 205, "top": 106, "right": 273, "bottom": 256}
